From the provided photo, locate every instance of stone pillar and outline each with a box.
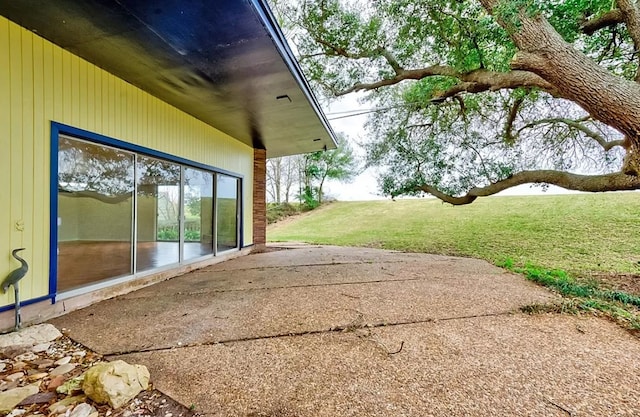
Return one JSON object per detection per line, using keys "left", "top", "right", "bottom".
{"left": 252, "top": 148, "right": 267, "bottom": 250}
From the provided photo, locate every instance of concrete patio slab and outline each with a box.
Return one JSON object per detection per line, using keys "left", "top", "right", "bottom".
{"left": 117, "top": 258, "right": 512, "bottom": 298}
{"left": 48, "top": 245, "right": 640, "bottom": 416}
{"left": 205, "top": 245, "right": 503, "bottom": 274}
{"left": 116, "top": 314, "right": 640, "bottom": 417}
{"left": 49, "top": 247, "right": 554, "bottom": 354}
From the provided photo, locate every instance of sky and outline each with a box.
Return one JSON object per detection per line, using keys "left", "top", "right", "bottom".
{"left": 322, "top": 94, "right": 385, "bottom": 201}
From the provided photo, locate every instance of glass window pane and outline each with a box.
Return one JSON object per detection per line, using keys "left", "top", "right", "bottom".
{"left": 136, "top": 156, "right": 181, "bottom": 271}
{"left": 184, "top": 168, "right": 214, "bottom": 260}
{"left": 216, "top": 174, "right": 239, "bottom": 252}
{"left": 57, "top": 136, "right": 134, "bottom": 291}
{"left": 57, "top": 134, "right": 238, "bottom": 289}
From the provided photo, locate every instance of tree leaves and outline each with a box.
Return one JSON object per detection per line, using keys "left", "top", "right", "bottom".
{"left": 272, "top": 0, "right": 637, "bottom": 201}
{"left": 303, "top": 134, "right": 359, "bottom": 203}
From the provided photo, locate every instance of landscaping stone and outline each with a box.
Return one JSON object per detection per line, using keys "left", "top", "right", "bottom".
{"left": 55, "top": 356, "right": 71, "bottom": 365}
{"left": 6, "top": 409, "right": 27, "bottom": 417}
{"left": 82, "top": 361, "right": 150, "bottom": 408}
{"left": 0, "top": 324, "right": 62, "bottom": 348}
{"left": 48, "top": 394, "right": 86, "bottom": 413}
{"left": 34, "top": 358, "right": 54, "bottom": 369}
{"left": 17, "top": 391, "right": 56, "bottom": 405}
{"left": 11, "top": 362, "right": 26, "bottom": 371}
{"left": 0, "top": 383, "right": 40, "bottom": 412}
{"left": 27, "top": 372, "right": 49, "bottom": 381}
{"left": 69, "top": 402, "right": 97, "bottom": 417}
{"left": 0, "top": 327, "right": 188, "bottom": 417}
{"left": 0, "top": 345, "right": 31, "bottom": 359}
{"left": 47, "top": 375, "right": 66, "bottom": 391}
{"left": 0, "top": 381, "right": 18, "bottom": 392}
{"left": 14, "top": 352, "right": 38, "bottom": 362}
{"left": 5, "top": 372, "right": 24, "bottom": 382}
{"left": 31, "top": 343, "right": 50, "bottom": 353}
{"left": 50, "top": 363, "right": 77, "bottom": 376}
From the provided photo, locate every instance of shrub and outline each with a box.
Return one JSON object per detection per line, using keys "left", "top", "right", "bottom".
{"left": 267, "top": 202, "right": 301, "bottom": 224}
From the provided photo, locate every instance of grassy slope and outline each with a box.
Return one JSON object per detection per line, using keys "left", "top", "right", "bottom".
{"left": 268, "top": 192, "right": 640, "bottom": 276}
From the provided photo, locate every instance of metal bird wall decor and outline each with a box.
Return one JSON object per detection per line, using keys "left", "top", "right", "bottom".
{"left": 2, "top": 248, "right": 29, "bottom": 330}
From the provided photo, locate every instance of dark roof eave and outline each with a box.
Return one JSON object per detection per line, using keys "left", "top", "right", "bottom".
{"left": 249, "top": 0, "right": 338, "bottom": 152}
{"left": 0, "top": 0, "right": 337, "bottom": 158}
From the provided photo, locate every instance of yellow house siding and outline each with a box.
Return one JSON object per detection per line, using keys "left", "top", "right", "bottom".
{"left": 0, "top": 18, "right": 11, "bottom": 307}
{"left": 1, "top": 16, "right": 255, "bottom": 307}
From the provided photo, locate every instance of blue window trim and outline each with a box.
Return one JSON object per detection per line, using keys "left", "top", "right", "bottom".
{"left": 49, "top": 124, "right": 60, "bottom": 302}
{"left": 44, "top": 121, "right": 245, "bottom": 307}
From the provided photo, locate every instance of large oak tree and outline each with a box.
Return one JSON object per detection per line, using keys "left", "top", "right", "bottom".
{"left": 275, "top": 0, "right": 640, "bottom": 204}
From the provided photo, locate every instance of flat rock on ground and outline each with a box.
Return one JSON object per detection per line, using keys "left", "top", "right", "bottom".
{"left": 0, "top": 324, "right": 62, "bottom": 348}
{"left": 49, "top": 245, "right": 640, "bottom": 416}
{"left": 0, "top": 327, "right": 195, "bottom": 417}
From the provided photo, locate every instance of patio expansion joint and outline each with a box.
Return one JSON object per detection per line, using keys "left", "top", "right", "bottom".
{"left": 204, "top": 259, "right": 460, "bottom": 273}
{"left": 103, "top": 310, "right": 516, "bottom": 358}
{"left": 171, "top": 275, "right": 448, "bottom": 296}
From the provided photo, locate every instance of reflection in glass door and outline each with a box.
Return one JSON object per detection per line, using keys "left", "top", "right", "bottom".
{"left": 57, "top": 137, "right": 134, "bottom": 291}
{"left": 216, "top": 174, "right": 239, "bottom": 252}
{"left": 183, "top": 168, "right": 214, "bottom": 260}
{"left": 56, "top": 135, "right": 242, "bottom": 293}
{"left": 136, "top": 156, "right": 181, "bottom": 272}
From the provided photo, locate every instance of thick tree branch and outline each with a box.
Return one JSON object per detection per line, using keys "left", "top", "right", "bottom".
{"left": 420, "top": 171, "right": 640, "bottom": 205}
{"left": 615, "top": 0, "right": 640, "bottom": 81}
{"left": 478, "top": 0, "right": 640, "bottom": 146}
{"left": 308, "top": 22, "right": 558, "bottom": 98}
{"left": 517, "top": 118, "right": 626, "bottom": 151}
{"left": 335, "top": 65, "right": 452, "bottom": 95}
{"left": 380, "top": 49, "right": 404, "bottom": 75}
{"left": 429, "top": 82, "right": 475, "bottom": 103}
{"left": 504, "top": 95, "right": 526, "bottom": 144}
{"left": 337, "top": 67, "right": 556, "bottom": 96}
{"left": 581, "top": 9, "right": 624, "bottom": 35}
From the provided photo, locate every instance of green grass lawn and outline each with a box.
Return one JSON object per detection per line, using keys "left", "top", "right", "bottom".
{"left": 268, "top": 192, "right": 640, "bottom": 277}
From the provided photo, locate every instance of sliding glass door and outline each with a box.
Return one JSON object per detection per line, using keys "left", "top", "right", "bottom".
{"left": 56, "top": 135, "right": 241, "bottom": 293}
{"left": 184, "top": 167, "right": 214, "bottom": 260}
{"left": 216, "top": 174, "right": 239, "bottom": 252}
{"left": 57, "top": 137, "right": 134, "bottom": 291}
{"left": 136, "top": 156, "right": 181, "bottom": 272}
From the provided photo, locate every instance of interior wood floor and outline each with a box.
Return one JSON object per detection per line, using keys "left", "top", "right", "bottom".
{"left": 57, "top": 240, "right": 213, "bottom": 291}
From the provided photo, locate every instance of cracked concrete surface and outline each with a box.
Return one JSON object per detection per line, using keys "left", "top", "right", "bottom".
{"left": 50, "top": 245, "right": 640, "bottom": 416}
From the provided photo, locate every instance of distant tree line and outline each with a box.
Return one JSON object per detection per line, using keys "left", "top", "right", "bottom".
{"left": 267, "top": 134, "right": 359, "bottom": 208}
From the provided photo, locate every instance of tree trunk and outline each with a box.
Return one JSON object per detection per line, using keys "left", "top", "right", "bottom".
{"left": 283, "top": 156, "right": 298, "bottom": 203}
{"left": 318, "top": 177, "right": 326, "bottom": 204}
{"left": 275, "top": 159, "right": 282, "bottom": 204}
{"left": 480, "top": 0, "right": 640, "bottom": 159}
{"left": 266, "top": 158, "right": 283, "bottom": 203}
